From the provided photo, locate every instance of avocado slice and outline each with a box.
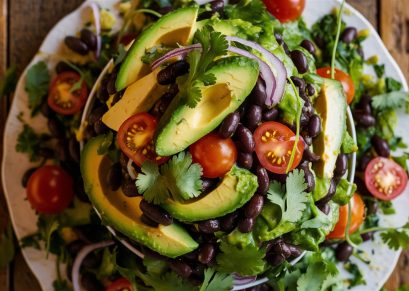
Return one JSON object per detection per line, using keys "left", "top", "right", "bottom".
{"left": 155, "top": 56, "right": 259, "bottom": 156}
{"left": 312, "top": 78, "right": 347, "bottom": 200}
{"left": 162, "top": 166, "right": 258, "bottom": 222}
{"left": 102, "top": 69, "right": 167, "bottom": 131}
{"left": 116, "top": 6, "right": 199, "bottom": 91}
{"left": 81, "top": 136, "right": 198, "bottom": 258}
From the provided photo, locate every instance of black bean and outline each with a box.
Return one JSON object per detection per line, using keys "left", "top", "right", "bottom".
{"left": 371, "top": 135, "right": 390, "bottom": 157}
{"left": 202, "top": 178, "right": 218, "bottom": 194}
{"left": 335, "top": 242, "right": 353, "bottom": 262}
{"left": 290, "top": 50, "right": 309, "bottom": 74}
{"left": 107, "top": 163, "right": 122, "bottom": 191}
{"left": 282, "top": 42, "right": 290, "bottom": 55}
{"left": 83, "top": 251, "right": 102, "bottom": 269}
{"left": 290, "top": 76, "right": 306, "bottom": 90}
{"left": 94, "top": 119, "right": 109, "bottom": 135}
{"left": 183, "top": 250, "right": 198, "bottom": 261}
{"left": 170, "top": 260, "right": 192, "bottom": 279}
{"left": 197, "top": 10, "right": 214, "bottom": 21}
{"left": 191, "top": 264, "right": 206, "bottom": 279}
{"left": 198, "top": 219, "right": 220, "bottom": 234}
{"left": 314, "top": 35, "right": 325, "bottom": 48}
{"left": 111, "top": 91, "right": 123, "bottom": 107}
{"left": 304, "top": 168, "right": 315, "bottom": 193}
{"left": 96, "top": 84, "right": 109, "bottom": 102}
{"left": 302, "top": 147, "right": 320, "bottom": 162}
{"left": 55, "top": 140, "right": 70, "bottom": 162}
{"left": 80, "top": 28, "right": 97, "bottom": 50}
{"left": 40, "top": 102, "right": 54, "bottom": 118}
{"left": 300, "top": 113, "right": 310, "bottom": 129}
{"left": 151, "top": 96, "right": 172, "bottom": 118}
{"left": 106, "top": 74, "right": 117, "bottom": 95}
{"left": 198, "top": 243, "right": 216, "bottom": 264}
{"left": 359, "top": 94, "right": 372, "bottom": 115}
{"left": 157, "top": 60, "right": 190, "bottom": 85}
{"left": 140, "top": 199, "right": 173, "bottom": 226}
{"left": 250, "top": 79, "right": 267, "bottom": 107}
{"left": 316, "top": 201, "right": 330, "bottom": 215}
{"left": 83, "top": 125, "right": 96, "bottom": 141}
{"left": 219, "top": 112, "right": 240, "bottom": 138}
{"left": 302, "top": 100, "right": 314, "bottom": 116}
{"left": 88, "top": 106, "right": 107, "bottom": 125}
{"left": 56, "top": 61, "right": 74, "bottom": 74}
{"left": 355, "top": 177, "right": 372, "bottom": 197}
{"left": 245, "top": 105, "right": 262, "bottom": 132}
{"left": 358, "top": 154, "right": 372, "bottom": 172}
{"left": 335, "top": 154, "right": 348, "bottom": 177}
{"left": 235, "top": 124, "right": 255, "bottom": 153}
{"left": 305, "top": 83, "right": 316, "bottom": 97}
{"left": 244, "top": 195, "right": 264, "bottom": 218}
{"left": 68, "top": 137, "right": 80, "bottom": 163}
{"left": 302, "top": 134, "right": 312, "bottom": 146}
{"left": 356, "top": 114, "right": 376, "bottom": 128}
{"left": 220, "top": 212, "right": 239, "bottom": 232}
{"left": 256, "top": 167, "right": 269, "bottom": 195}
{"left": 140, "top": 214, "right": 159, "bottom": 227}
{"left": 38, "top": 147, "right": 54, "bottom": 159}
{"left": 81, "top": 272, "right": 103, "bottom": 291}
{"left": 317, "top": 179, "right": 337, "bottom": 204}
{"left": 308, "top": 115, "right": 321, "bottom": 138}
{"left": 237, "top": 152, "right": 253, "bottom": 170}
{"left": 266, "top": 253, "right": 285, "bottom": 267}
{"left": 210, "top": 0, "right": 224, "bottom": 12}
{"left": 262, "top": 108, "right": 279, "bottom": 122}
{"left": 22, "top": 167, "right": 37, "bottom": 188}
{"left": 237, "top": 101, "right": 249, "bottom": 119}
{"left": 47, "top": 118, "right": 65, "bottom": 138}
{"left": 270, "top": 241, "right": 291, "bottom": 259}
{"left": 287, "top": 244, "right": 303, "bottom": 258}
{"left": 64, "top": 36, "right": 89, "bottom": 55}
{"left": 361, "top": 232, "right": 374, "bottom": 242}
{"left": 121, "top": 179, "right": 139, "bottom": 197}
{"left": 274, "top": 32, "right": 283, "bottom": 45}
{"left": 238, "top": 217, "right": 255, "bottom": 233}
{"left": 119, "top": 153, "right": 129, "bottom": 170}
{"left": 300, "top": 39, "right": 316, "bottom": 55}
{"left": 340, "top": 27, "right": 358, "bottom": 44}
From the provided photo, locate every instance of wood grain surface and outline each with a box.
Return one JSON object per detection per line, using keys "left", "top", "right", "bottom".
{"left": 0, "top": 0, "right": 408, "bottom": 290}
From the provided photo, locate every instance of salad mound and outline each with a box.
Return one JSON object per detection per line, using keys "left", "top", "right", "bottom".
{"left": 14, "top": 0, "right": 409, "bottom": 290}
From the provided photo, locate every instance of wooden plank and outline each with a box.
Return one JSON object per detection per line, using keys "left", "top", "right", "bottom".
{"left": 379, "top": 0, "right": 409, "bottom": 289}
{"left": 348, "top": 0, "right": 378, "bottom": 27}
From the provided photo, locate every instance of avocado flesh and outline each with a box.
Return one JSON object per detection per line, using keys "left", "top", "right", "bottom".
{"left": 81, "top": 136, "right": 198, "bottom": 258}
{"left": 155, "top": 56, "right": 259, "bottom": 156}
{"left": 312, "top": 78, "right": 347, "bottom": 200}
{"left": 116, "top": 6, "right": 199, "bottom": 91}
{"left": 162, "top": 166, "right": 258, "bottom": 222}
{"left": 102, "top": 69, "right": 167, "bottom": 131}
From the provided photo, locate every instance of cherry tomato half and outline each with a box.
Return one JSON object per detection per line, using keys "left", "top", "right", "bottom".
{"left": 189, "top": 133, "right": 237, "bottom": 178}
{"left": 117, "top": 113, "right": 169, "bottom": 167}
{"left": 106, "top": 278, "right": 133, "bottom": 291}
{"left": 48, "top": 71, "right": 88, "bottom": 115}
{"left": 364, "top": 157, "right": 408, "bottom": 201}
{"left": 263, "top": 0, "right": 305, "bottom": 23}
{"left": 327, "top": 193, "right": 365, "bottom": 240}
{"left": 27, "top": 165, "right": 74, "bottom": 214}
{"left": 254, "top": 122, "right": 304, "bottom": 174}
{"left": 316, "top": 67, "right": 355, "bottom": 104}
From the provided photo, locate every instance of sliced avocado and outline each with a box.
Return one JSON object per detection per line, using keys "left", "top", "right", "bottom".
{"left": 102, "top": 69, "right": 167, "bottom": 131}
{"left": 155, "top": 56, "right": 259, "bottom": 156}
{"left": 162, "top": 166, "right": 258, "bottom": 222}
{"left": 81, "top": 136, "right": 198, "bottom": 258}
{"left": 116, "top": 6, "right": 199, "bottom": 91}
{"left": 312, "top": 78, "right": 347, "bottom": 200}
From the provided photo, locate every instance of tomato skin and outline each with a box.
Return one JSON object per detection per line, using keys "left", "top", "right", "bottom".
{"left": 48, "top": 72, "right": 88, "bottom": 115}
{"left": 316, "top": 67, "right": 355, "bottom": 104}
{"left": 106, "top": 278, "right": 133, "bottom": 291}
{"left": 117, "top": 113, "right": 168, "bottom": 167}
{"left": 364, "top": 157, "right": 408, "bottom": 201}
{"left": 26, "top": 165, "right": 74, "bottom": 214}
{"left": 327, "top": 193, "right": 365, "bottom": 240}
{"left": 262, "top": 0, "right": 305, "bottom": 23}
{"left": 189, "top": 133, "right": 237, "bottom": 178}
{"left": 253, "top": 122, "right": 304, "bottom": 174}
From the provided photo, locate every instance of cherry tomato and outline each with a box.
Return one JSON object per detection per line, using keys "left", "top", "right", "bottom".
{"left": 327, "top": 193, "right": 365, "bottom": 240}
{"left": 316, "top": 67, "right": 355, "bottom": 104}
{"left": 189, "top": 133, "right": 237, "bottom": 178}
{"left": 253, "top": 122, "right": 304, "bottom": 174}
{"left": 26, "top": 165, "right": 74, "bottom": 214}
{"left": 117, "top": 113, "right": 169, "bottom": 167}
{"left": 262, "top": 0, "right": 305, "bottom": 23}
{"left": 364, "top": 157, "right": 408, "bottom": 201}
{"left": 106, "top": 278, "right": 133, "bottom": 291}
{"left": 48, "top": 71, "right": 88, "bottom": 115}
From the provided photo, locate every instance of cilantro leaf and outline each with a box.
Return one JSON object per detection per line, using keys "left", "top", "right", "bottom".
{"left": 283, "top": 169, "right": 309, "bottom": 223}
{"left": 25, "top": 61, "right": 50, "bottom": 116}
{"left": 16, "top": 124, "right": 51, "bottom": 162}
{"left": 216, "top": 240, "right": 266, "bottom": 276}
{"left": 200, "top": 268, "right": 233, "bottom": 291}
{"left": 371, "top": 91, "right": 409, "bottom": 111}
{"left": 344, "top": 262, "right": 366, "bottom": 287}
{"left": 380, "top": 228, "right": 409, "bottom": 250}
{"left": 373, "top": 64, "right": 385, "bottom": 78}
{"left": 137, "top": 271, "right": 195, "bottom": 291}
{"left": 97, "top": 131, "right": 114, "bottom": 155}
{"left": 267, "top": 180, "right": 285, "bottom": 212}
{"left": 136, "top": 152, "right": 203, "bottom": 204}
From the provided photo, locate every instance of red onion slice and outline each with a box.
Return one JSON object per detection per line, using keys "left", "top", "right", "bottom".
{"left": 226, "top": 36, "right": 287, "bottom": 107}
{"left": 72, "top": 240, "right": 114, "bottom": 291}
{"left": 151, "top": 44, "right": 201, "bottom": 70}
{"left": 233, "top": 274, "right": 257, "bottom": 285}
{"left": 89, "top": 2, "right": 102, "bottom": 59}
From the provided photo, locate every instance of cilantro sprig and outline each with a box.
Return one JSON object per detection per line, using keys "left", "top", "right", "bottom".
{"left": 180, "top": 26, "right": 228, "bottom": 108}
{"left": 25, "top": 61, "right": 50, "bottom": 116}
{"left": 136, "top": 151, "right": 203, "bottom": 204}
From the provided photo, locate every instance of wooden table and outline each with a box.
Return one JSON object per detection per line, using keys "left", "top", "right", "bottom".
{"left": 0, "top": 0, "right": 408, "bottom": 290}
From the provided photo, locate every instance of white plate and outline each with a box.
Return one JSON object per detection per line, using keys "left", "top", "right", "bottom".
{"left": 2, "top": 1, "right": 408, "bottom": 290}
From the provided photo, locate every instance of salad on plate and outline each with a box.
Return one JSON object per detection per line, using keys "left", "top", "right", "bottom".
{"left": 10, "top": 0, "right": 409, "bottom": 290}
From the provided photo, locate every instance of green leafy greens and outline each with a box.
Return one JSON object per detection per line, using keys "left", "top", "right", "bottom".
{"left": 25, "top": 61, "right": 51, "bottom": 116}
